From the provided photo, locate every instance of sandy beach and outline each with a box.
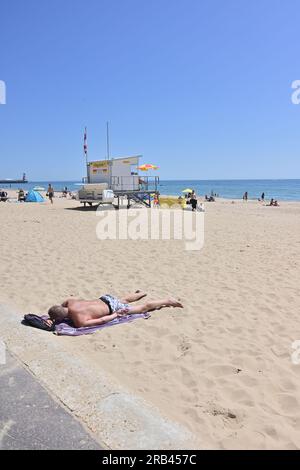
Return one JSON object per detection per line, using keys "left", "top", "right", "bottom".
{"left": 1, "top": 192, "right": 300, "bottom": 449}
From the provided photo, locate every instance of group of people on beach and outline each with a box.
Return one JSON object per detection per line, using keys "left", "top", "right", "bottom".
{"left": 47, "top": 184, "right": 74, "bottom": 203}
{"left": 16, "top": 185, "right": 54, "bottom": 203}
{"left": 242, "top": 191, "right": 279, "bottom": 206}
{"left": 15, "top": 184, "right": 73, "bottom": 204}
{"left": 2, "top": 188, "right": 28, "bottom": 202}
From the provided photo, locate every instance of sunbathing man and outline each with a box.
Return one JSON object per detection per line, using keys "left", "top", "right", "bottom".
{"left": 48, "top": 291, "right": 183, "bottom": 328}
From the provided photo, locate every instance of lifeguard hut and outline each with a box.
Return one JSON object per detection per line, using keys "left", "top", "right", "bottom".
{"left": 87, "top": 155, "right": 140, "bottom": 190}
{"left": 82, "top": 155, "right": 159, "bottom": 208}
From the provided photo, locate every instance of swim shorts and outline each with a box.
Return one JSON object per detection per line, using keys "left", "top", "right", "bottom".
{"left": 100, "top": 294, "right": 130, "bottom": 315}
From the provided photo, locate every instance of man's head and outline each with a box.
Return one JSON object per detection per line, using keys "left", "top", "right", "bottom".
{"left": 48, "top": 305, "right": 68, "bottom": 324}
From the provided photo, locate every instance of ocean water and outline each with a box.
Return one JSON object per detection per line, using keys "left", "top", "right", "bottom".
{"left": 158, "top": 179, "right": 300, "bottom": 201}
{"left": 1, "top": 179, "right": 300, "bottom": 201}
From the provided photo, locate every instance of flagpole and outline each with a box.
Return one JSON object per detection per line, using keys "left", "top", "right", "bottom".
{"left": 83, "top": 126, "right": 89, "bottom": 182}
{"left": 106, "top": 121, "right": 110, "bottom": 161}
{"left": 84, "top": 126, "right": 88, "bottom": 165}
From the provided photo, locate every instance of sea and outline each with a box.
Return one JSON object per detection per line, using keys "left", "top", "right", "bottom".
{"left": 1, "top": 179, "right": 300, "bottom": 201}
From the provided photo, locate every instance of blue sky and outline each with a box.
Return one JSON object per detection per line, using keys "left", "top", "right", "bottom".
{"left": 1, "top": 0, "right": 300, "bottom": 180}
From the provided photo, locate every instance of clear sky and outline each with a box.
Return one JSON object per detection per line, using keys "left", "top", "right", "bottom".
{"left": 1, "top": 0, "right": 300, "bottom": 181}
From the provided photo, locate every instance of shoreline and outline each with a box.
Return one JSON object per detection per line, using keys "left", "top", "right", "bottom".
{"left": 2, "top": 188, "right": 300, "bottom": 203}
{"left": 1, "top": 178, "right": 300, "bottom": 202}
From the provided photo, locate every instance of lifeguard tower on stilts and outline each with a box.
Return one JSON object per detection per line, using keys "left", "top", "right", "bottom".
{"left": 83, "top": 156, "right": 159, "bottom": 209}
{"left": 78, "top": 125, "right": 159, "bottom": 209}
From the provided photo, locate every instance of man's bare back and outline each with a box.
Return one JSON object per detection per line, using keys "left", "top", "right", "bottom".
{"left": 64, "top": 298, "right": 110, "bottom": 327}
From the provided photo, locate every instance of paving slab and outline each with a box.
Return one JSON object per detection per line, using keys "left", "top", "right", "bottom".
{"left": 0, "top": 351, "right": 102, "bottom": 450}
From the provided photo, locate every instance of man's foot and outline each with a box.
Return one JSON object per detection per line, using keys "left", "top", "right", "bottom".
{"left": 167, "top": 298, "right": 183, "bottom": 308}
{"left": 135, "top": 290, "right": 147, "bottom": 299}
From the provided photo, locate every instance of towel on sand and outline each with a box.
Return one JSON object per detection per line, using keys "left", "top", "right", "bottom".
{"left": 23, "top": 312, "right": 150, "bottom": 336}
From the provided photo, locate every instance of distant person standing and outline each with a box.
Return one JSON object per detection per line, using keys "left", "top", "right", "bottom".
{"left": 243, "top": 191, "right": 248, "bottom": 201}
{"left": 190, "top": 193, "right": 198, "bottom": 211}
{"left": 18, "top": 189, "right": 25, "bottom": 202}
{"left": 261, "top": 192, "right": 265, "bottom": 202}
{"left": 153, "top": 193, "right": 159, "bottom": 207}
{"left": 47, "top": 184, "right": 54, "bottom": 204}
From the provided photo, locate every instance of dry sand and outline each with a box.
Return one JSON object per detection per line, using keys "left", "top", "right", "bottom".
{"left": 1, "top": 191, "right": 300, "bottom": 449}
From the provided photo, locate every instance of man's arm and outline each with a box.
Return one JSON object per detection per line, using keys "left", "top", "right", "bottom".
{"left": 81, "top": 313, "right": 118, "bottom": 327}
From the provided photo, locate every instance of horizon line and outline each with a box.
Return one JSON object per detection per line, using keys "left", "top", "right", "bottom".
{"left": 20, "top": 177, "right": 300, "bottom": 183}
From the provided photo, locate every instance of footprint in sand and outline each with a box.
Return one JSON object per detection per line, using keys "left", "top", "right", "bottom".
{"left": 177, "top": 337, "right": 191, "bottom": 356}
{"left": 209, "top": 407, "right": 237, "bottom": 420}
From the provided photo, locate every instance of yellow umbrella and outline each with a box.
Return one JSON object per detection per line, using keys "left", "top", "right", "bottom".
{"left": 138, "top": 164, "right": 159, "bottom": 171}
{"left": 182, "top": 188, "right": 193, "bottom": 193}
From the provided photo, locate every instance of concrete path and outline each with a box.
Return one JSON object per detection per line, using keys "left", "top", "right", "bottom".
{"left": 0, "top": 351, "right": 102, "bottom": 450}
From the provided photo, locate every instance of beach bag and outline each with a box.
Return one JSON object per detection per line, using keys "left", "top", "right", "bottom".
{"left": 23, "top": 314, "right": 54, "bottom": 331}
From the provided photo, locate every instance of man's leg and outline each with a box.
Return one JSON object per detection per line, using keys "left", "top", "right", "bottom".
{"left": 120, "top": 290, "right": 147, "bottom": 303}
{"left": 126, "top": 298, "right": 183, "bottom": 314}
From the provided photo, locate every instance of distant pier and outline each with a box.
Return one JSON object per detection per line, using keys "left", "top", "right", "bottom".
{"left": 0, "top": 173, "right": 28, "bottom": 184}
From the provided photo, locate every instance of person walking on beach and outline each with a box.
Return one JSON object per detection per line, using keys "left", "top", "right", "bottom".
{"left": 243, "top": 191, "right": 248, "bottom": 201}
{"left": 47, "top": 184, "right": 54, "bottom": 204}
{"left": 261, "top": 192, "right": 265, "bottom": 202}
{"left": 47, "top": 291, "right": 183, "bottom": 328}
